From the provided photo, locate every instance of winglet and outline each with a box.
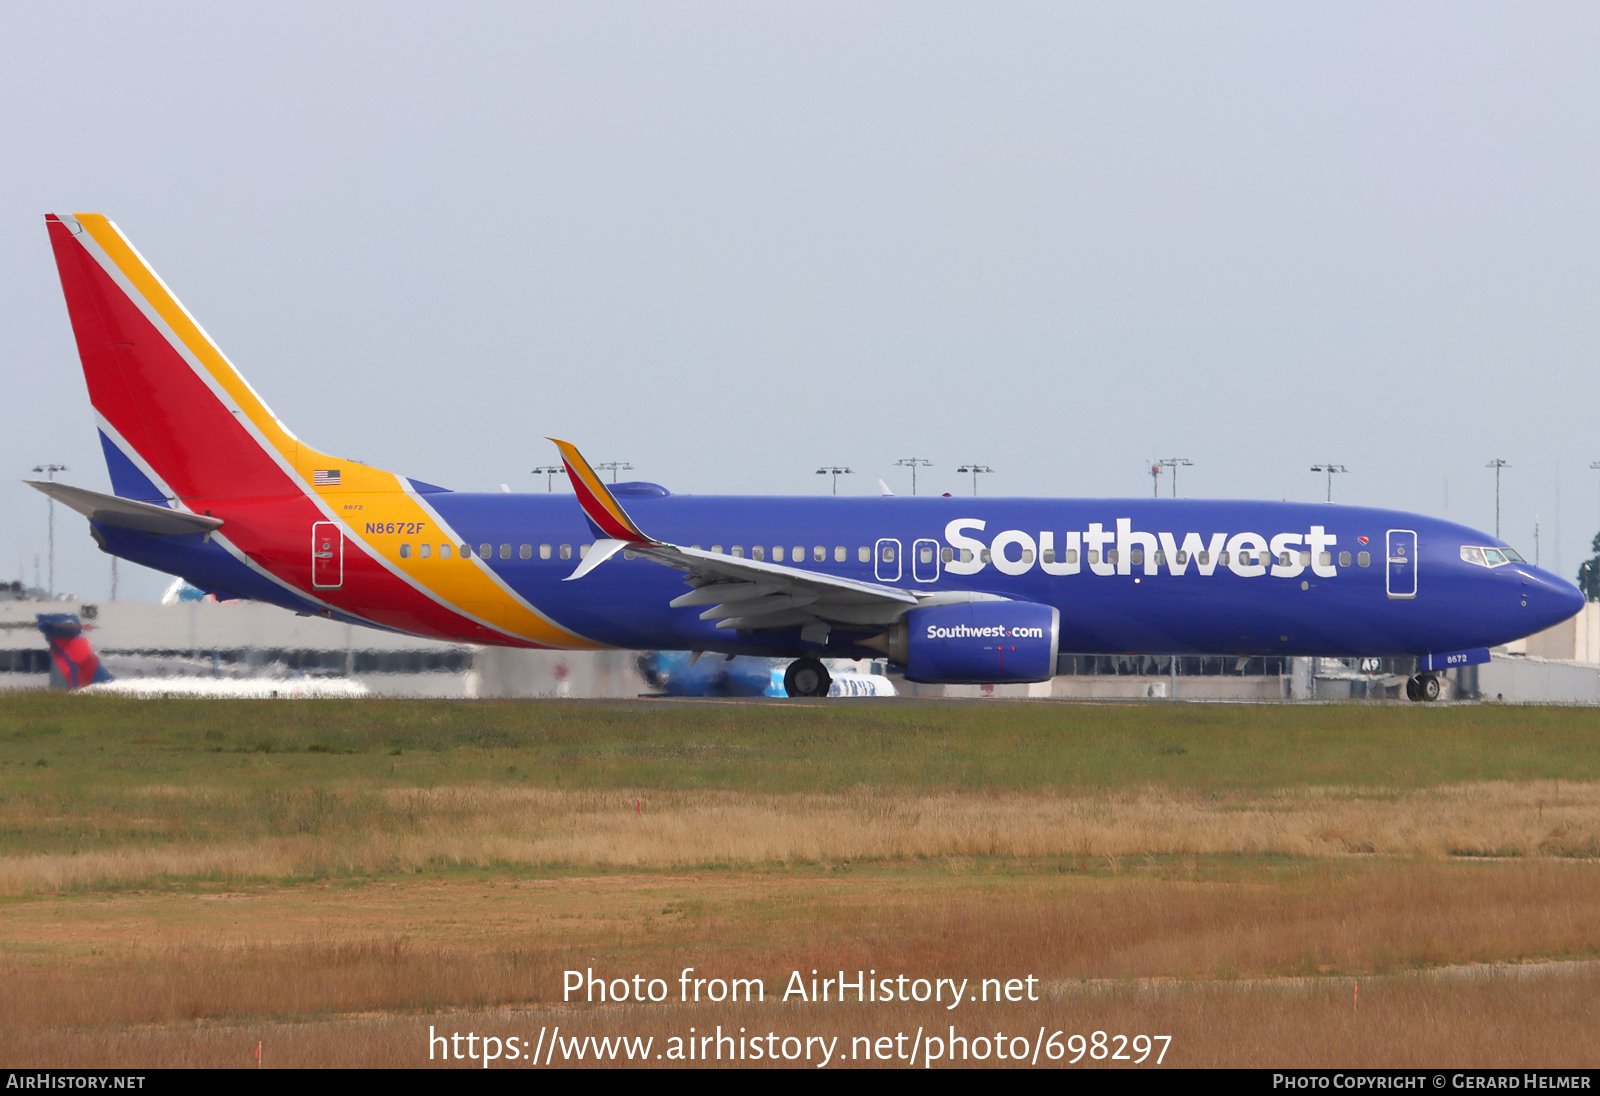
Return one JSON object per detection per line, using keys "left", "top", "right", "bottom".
{"left": 548, "top": 439, "right": 653, "bottom": 544}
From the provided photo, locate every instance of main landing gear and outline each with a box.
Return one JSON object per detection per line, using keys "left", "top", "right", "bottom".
{"left": 784, "top": 657, "right": 832, "bottom": 698}
{"left": 1405, "top": 673, "right": 1441, "bottom": 703}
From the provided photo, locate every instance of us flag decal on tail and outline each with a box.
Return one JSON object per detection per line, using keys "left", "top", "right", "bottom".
{"left": 313, "top": 469, "right": 341, "bottom": 486}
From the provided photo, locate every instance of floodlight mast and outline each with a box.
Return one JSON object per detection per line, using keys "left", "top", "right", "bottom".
{"left": 955, "top": 464, "right": 994, "bottom": 496}
{"left": 531, "top": 465, "right": 567, "bottom": 492}
{"left": 815, "top": 466, "right": 853, "bottom": 495}
{"left": 895, "top": 457, "right": 932, "bottom": 496}
{"left": 1310, "top": 463, "right": 1349, "bottom": 503}
{"left": 1487, "top": 458, "right": 1510, "bottom": 537}
{"left": 1156, "top": 458, "right": 1192, "bottom": 498}
{"left": 595, "top": 461, "right": 633, "bottom": 484}
{"left": 31, "top": 463, "right": 67, "bottom": 597}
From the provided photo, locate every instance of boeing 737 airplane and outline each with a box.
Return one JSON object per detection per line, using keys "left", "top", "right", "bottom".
{"left": 30, "top": 214, "right": 1584, "bottom": 700}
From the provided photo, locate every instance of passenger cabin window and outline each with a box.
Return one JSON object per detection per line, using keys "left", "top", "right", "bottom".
{"left": 1042, "top": 549, "right": 1054, "bottom": 564}
{"left": 1106, "top": 549, "right": 1119, "bottom": 566}
{"left": 399, "top": 544, "right": 411, "bottom": 559}
{"left": 835, "top": 546, "right": 847, "bottom": 563}
{"left": 1175, "top": 551, "right": 1188, "bottom": 565}
{"left": 1129, "top": 550, "right": 1143, "bottom": 566}
{"left": 1357, "top": 551, "right": 1370, "bottom": 567}
{"left": 479, "top": 543, "right": 491, "bottom": 559}
{"left": 1065, "top": 549, "right": 1079, "bottom": 565}
{"left": 1153, "top": 551, "right": 1165, "bottom": 566}
{"left": 979, "top": 548, "right": 991, "bottom": 563}
{"left": 1338, "top": 551, "right": 1351, "bottom": 567}
{"left": 439, "top": 544, "right": 451, "bottom": 559}
{"left": 771, "top": 546, "right": 783, "bottom": 561}
{"left": 858, "top": 547, "right": 870, "bottom": 563}
{"left": 1217, "top": 551, "right": 1229, "bottom": 566}
{"left": 419, "top": 543, "right": 431, "bottom": 559}
{"left": 499, "top": 544, "right": 511, "bottom": 559}
{"left": 712, "top": 544, "right": 723, "bottom": 554}
{"left": 732, "top": 546, "right": 744, "bottom": 558}
{"left": 540, "top": 544, "right": 552, "bottom": 560}
{"left": 814, "top": 546, "right": 825, "bottom": 562}
{"left": 959, "top": 549, "right": 973, "bottom": 563}
{"left": 919, "top": 546, "right": 933, "bottom": 564}
{"left": 560, "top": 544, "right": 572, "bottom": 560}
{"left": 580, "top": 543, "right": 591, "bottom": 558}
{"left": 1300, "top": 551, "right": 1312, "bottom": 567}
{"left": 1021, "top": 549, "right": 1035, "bottom": 565}
{"left": 519, "top": 544, "right": 532, "bottom": 559}
{"left": 1087, "top": 550, "right": 1099, "bottom": 565}
{"left": 752, "top": 546, "right": 765, "bottom": 561}
{"left": 881, "top": 545, "right": 896, "bottom": 562}
{"left": 1198, "top": 551, "right": 1209, "bottom": 566}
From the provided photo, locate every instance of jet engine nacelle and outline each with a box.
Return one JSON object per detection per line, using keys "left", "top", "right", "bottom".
{"left": 885, "top": 601, "right": 1060, "bottom": 684}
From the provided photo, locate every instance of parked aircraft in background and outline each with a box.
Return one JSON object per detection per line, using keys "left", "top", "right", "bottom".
{"left": 35, "top": 613, "right": 369, "bottom": 698}
{"left": 32, "top": 214, "right": 1583, "bottom": 701}
{"left": 637, "top": 651, "right": 896, "bottom": 698}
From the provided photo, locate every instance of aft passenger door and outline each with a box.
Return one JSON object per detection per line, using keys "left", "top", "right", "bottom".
{"left": 1386, "top": 529, "right": 1416, "bottom": 599}
{"left": 312, "top": 521, "right": 344, "bottom": 589}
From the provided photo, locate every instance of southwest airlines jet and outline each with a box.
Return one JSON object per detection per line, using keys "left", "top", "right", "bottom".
{"left": 31, "top": 214, "right": 1583, "bottom": 701}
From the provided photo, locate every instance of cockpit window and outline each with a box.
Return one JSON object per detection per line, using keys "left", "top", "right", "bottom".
{"left": 1461, "top": 545, "right": 1521, "bottom": 568}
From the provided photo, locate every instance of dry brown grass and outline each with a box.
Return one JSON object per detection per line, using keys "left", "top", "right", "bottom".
{"left": 3, "top": 860, "right": 1599, "bottom": 1042}
{"left": 3, "top": 967, "right": 1597, "bottom": 1068}
{"left": 2, "top": 780, "right": 1596, "bottom": 896}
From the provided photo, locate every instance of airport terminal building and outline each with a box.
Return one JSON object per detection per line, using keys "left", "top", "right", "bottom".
{"left": 3, "top": 582, "right": 1596, "bottom": 702}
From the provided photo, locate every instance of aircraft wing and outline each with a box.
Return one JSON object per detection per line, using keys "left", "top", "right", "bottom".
{"left": 550, "top": 439, "right": 930, "bottom": 636}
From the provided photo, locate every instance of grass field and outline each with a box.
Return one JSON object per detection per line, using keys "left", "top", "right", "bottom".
{"left": 1, "top": 693, "right": 1597, "bottom": 1068}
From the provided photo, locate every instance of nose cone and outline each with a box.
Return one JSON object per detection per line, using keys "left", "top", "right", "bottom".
{"left": 1522, "top": 568, "right": 1585, "bottom": 633}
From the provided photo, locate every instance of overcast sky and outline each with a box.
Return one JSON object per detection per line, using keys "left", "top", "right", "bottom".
{"left": 4, "top": 2, "right": 1598, "bottom": 603}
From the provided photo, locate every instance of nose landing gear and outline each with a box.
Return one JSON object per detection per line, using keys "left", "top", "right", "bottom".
{"left": 1405, "top": 673, "right": 1441, "bottom": 702}
{"left": 783, "top": 657, "right": 832, "bottom": 698}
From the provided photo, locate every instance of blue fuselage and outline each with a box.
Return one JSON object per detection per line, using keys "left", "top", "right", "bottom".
{"left": 101, "top": 490, "right": 1584, "bottom": 662}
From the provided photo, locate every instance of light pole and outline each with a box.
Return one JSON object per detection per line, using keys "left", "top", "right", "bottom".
{"left": 1156, "top": 458, "right": 1192, "bottom": 498}
{"left": 1590, "top": 461, "right": 1600, "bottom": 534}
{"left": 1310, "top": 463, "right": 1348, "bottom": 503}
{"left": 955, "top": 464, "right": 994, "bottom": 496}
{"left": 1487, "top": 458, "right": 1510, "bottom": 537}
{"left": 895, "top": 457, "right": 931, "bottom": 496}
{"left": 595, "top": 461, "right": 633, "bottom": 484}
{"left": 531, "top": 465, "right": 567, "bottom": 492}
{"left": 815, "top": 466, "right": 853, "bottom": 495}
{"left": 1148, "top": 462, "right": 1162, "bottom": 498}
{"left": 31, "top": 463, "right": 67, "bottom": 598}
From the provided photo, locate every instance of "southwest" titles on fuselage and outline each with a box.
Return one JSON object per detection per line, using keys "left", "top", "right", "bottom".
{"left": 942, "top": 518, "right": 1346, "bottom": 579}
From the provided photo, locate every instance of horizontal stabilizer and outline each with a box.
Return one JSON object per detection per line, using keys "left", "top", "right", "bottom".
{"left": 25, "top": 480, "right": 223, "bottom": 535}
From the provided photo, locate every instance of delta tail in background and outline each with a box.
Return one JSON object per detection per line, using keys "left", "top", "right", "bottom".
{"left": 32, "top": 214, "right": 1584, "bottom": 700}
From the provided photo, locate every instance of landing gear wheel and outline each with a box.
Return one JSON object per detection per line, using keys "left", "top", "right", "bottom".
{"left": 784, "top": 657, "right": 832, "bottom": 698}
{"left": 1405, "top": 674, "right": 1441, "bottom": 702}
